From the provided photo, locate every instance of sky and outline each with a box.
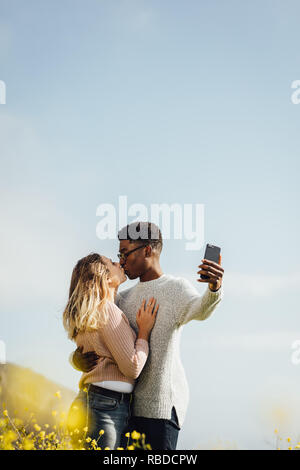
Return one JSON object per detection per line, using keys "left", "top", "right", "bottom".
{"left": 0, "top": 0, "right": 300, "bottom": 450}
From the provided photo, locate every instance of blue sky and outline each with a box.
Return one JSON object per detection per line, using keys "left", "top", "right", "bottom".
{"left": 1, "top": 0, "right": 300, "bottom": 449}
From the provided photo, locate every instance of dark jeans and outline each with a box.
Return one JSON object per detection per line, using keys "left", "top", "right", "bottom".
{"left": 68, "top": 385, "right": 131, "bottom": 450}
{"left": 120, "top": 406, "right": 181, "bottom": 450}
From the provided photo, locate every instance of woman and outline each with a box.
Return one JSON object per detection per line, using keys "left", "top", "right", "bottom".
{"left": 63, "top": 253, "right": 159, "bottom": 449}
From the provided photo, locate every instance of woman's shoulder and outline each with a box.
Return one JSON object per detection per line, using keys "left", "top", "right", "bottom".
{"left": 105, "top": 300, "right": 122, "bottom": 314}
{"left": 104, "top": 300, "right": 129, "bottom": 325}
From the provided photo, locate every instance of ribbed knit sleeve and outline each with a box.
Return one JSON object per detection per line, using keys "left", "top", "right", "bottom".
{"left": 174, "top": 280, "right": 223, "bottom": 327}
{"left": 93, "top": 301, "right": 149, "bottom": 379}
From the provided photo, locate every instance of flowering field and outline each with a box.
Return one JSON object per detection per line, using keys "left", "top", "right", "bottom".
{"left": 0, "top": 363, "right": 150, "bottom": 450}
{"left": 0, "top": 390, "right": 150, "bottom": 450}
{"left": 1, "top": 394, "right": 300, "bottom": 451}
{"left": 0, "top": 364, "right": 299, "bottom": 450}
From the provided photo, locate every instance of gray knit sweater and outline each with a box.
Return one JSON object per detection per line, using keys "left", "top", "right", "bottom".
{"left": 116, "top": 274, "right": 223, "bottom": 428}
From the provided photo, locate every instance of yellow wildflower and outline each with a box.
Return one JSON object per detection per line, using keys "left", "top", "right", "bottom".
{"left": 13, "top": 418, "right": 23, "bottom": 427}
{"left": 131, "top": 430, "right": 141, "bottom": 440}
{"left": 23, "top": 438, "right": 35, "bottom": 450}
{"left": 5, "top": 430, "right": 17, "bottom": 442}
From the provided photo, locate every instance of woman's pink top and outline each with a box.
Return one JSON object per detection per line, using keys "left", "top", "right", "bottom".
{"left": 75, "top": 300, "right": 149, "bottom": 390}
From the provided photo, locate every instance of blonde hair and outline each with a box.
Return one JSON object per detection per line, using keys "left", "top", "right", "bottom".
{"left": 63, "top": 253, "right": 113, "bottom": 340}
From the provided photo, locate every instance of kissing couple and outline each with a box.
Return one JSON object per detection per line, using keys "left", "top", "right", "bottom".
{"left": 63, "top": 221, "right": 224, "bottom": 450}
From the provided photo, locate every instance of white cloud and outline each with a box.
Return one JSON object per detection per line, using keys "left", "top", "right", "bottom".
{"left": 0, "top": 112, "right": 42, "bottom": 176}
{"left": 187, "top": 331, "right": 300, "bottom": 353}
{"left": 223, "top": 272, "right": 300, "bottom": 297}
{"left": 182, "top": 270, "right": 300, "bottom": 298}
{"left": 0, "top": 190, "right": 81, "bottom": 310}
{"left": 0, "top": 114, "right": 84, "bottom": 310}
{"left": 110, "top": 0, "right": 155, "bottom": 32}
{"left": 0, "top": 21, "right": 13, "bottom": 60}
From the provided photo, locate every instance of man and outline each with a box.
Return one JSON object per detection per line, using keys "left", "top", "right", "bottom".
{"left": 72, "top": 221, "right": 224, "bottom": 450}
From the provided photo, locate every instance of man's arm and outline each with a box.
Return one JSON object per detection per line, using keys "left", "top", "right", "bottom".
{"left": 69, "top": 351, "right": 81, "bottom": 371}
{"left": 69, "top": 346, "right": 99, "bottom": 372}
{"left": 174, "top": 280, "right": 223, "bottom": 327}
{"left": 174, "top": 256, "right": 224, "bottom": 327}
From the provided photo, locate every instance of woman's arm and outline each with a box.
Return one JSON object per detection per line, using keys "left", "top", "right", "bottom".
{"left": 93, "top": 301, "right": 149, "bottom": 379}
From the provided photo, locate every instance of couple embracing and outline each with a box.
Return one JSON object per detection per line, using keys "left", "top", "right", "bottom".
{"left": 63, "top": 221, "right": 224, "bottom": 450}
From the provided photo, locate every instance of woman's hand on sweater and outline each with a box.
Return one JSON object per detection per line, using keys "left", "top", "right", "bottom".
{"left": 136, "top": 297, "right": 159, "bottom": 340}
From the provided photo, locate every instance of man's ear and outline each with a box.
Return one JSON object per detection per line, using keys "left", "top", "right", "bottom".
{"left": 145, "top": 245, "right": 152, "bottom": 257}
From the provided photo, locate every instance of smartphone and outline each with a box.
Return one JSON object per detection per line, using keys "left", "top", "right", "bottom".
{"left": 200, "top": 244, "right": 221, "bottom": 280}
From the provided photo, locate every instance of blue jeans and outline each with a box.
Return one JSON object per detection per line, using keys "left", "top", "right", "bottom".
{"left": 68, "top": 385, "right": 131, "bottom": 450}
{"left": 120, "top": 406, "right": 181, "bottom": 450}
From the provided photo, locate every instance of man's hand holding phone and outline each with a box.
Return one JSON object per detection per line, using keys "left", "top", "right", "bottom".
{"left": 197, "top": 244, "right": 224, "bottom": 292}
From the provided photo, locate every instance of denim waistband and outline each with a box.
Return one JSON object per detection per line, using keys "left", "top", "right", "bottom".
{"left": 87, "top": 383, "right": 133, "bottom": 403}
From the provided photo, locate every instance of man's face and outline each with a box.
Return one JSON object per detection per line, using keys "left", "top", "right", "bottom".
{"left": 118, "top": 240, "right": 148, "bottom": 280}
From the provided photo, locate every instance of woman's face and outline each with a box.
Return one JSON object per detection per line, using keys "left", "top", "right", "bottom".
{"left": 101, "top": 256, "right": 127, "bottom": 288}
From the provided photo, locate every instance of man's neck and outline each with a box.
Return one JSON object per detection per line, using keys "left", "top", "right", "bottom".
{"left": 140, "top": 265, "right": 164, "bottom": 282}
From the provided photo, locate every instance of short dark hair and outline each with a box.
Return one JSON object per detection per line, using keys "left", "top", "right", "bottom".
{"left": 118, "top": 221, "right": 163, "bottom": 253}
